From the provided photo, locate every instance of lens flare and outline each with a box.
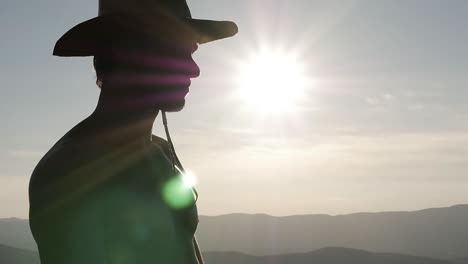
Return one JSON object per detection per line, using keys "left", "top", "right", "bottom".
{"left": 162, "top": 169, "right": 197, "bottom": 209}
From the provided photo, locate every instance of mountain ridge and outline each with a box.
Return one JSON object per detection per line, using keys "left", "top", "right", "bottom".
{"left": 4, "top": 203, "right": 467, "bottom": 220}
{"left": 0, "top": 244, "right": 460, "bottom": 264}
{"left": 198, "top": 204, "right": 468, "bottom": 218}
{"left": 2, "top": 204, "right": 468, "bottom": 259}
{"left": 202, "top": 247, "right": 455, "bottom": 264}
{"left": 196, "top": 204, "right": 468, "bottom": 258}
{"left": 0, "top": 244, "right": 39, "bottom": 264}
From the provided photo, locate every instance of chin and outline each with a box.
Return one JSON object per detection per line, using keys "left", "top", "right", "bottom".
{"left": 158, "top": 99, "right": 186, "bottom": 112}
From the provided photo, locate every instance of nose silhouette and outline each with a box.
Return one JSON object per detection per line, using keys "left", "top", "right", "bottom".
{"left": 190, "top": 58, "right": 200, "bottom": 79}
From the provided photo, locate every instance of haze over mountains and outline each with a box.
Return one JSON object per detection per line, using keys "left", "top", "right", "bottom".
{"left": 203, "top": 248, "right": 457, "bottom": 264}
{"left": 0, "top": 218, "right": 36, "bottom": 251}
{"left": 0, "top": 244, "right": 39, "bottom": 264}
{"left": 197, "top": 204, "right": 468, "bottom": 259}
{"left": 1, "top": 205, "right": 468, "bottom": 263}
{"left": 2, "top": 245, "right": 464, "bottom": 264}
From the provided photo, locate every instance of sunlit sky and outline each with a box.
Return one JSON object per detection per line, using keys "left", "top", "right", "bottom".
{"left": 1, "top": 0, "right": 468, "bottom": 218}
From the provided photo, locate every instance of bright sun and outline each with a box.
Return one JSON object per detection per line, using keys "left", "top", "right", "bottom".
{"left": 236, "top": 48, "right": 311, "bottom": 114}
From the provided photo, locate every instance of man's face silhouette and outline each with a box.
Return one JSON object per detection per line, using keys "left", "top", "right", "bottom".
{"left": 99, "top": 33, "right": 200, "bottom": 112}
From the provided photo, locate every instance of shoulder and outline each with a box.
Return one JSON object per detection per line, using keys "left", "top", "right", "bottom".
{"left": 29, "top": 132, "right": 89, "bottom": 201}
{"left": 31, "top": 118, "right": 96, "bottom": 178}
{"left": 31, "top": 136, "right": 76, "bottom": 180}
{"left": 29, "top": 120, "right": 104, "bottom": 203}
{"left": 28, "top": 134, "right": 85, "bottom": 220}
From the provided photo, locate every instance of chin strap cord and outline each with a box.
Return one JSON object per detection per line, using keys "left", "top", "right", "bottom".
{"left": 161, "top": 111, "right": 178, "bottom": 172}
{"left": 161, "top": 111, "right": 204, "bottom": 264}
{"left": 161, "top": 111, "right": 199, "bottom": 199}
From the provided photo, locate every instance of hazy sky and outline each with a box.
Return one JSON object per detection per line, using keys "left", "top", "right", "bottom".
{"left": 1, "top": 0, "right": 467, "bottom": 218}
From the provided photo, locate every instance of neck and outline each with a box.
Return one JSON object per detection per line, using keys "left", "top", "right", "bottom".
{"left": 90, "top": 89, "right": 160, "bottom": 144}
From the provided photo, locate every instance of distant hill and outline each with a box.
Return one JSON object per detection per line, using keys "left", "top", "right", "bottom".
{"left": 452, "top": 258, "right": 468, "bottom": 264}
{"left": 2, "top": 204, "right": 468, "bottom": 259}
{"left": 0, "top": 244, "right": 39, "bottom": 264}
{"left": 203, "top": 247, "right": 453, "bottom": 264}
{"left": 0, "top": 218, "right": 37, "bottom": 251}
{"left": 197, "top": 204, "right": 468, "bottom": 259}
{"left": 0, "top": 244, "right": 460, "bottom": 264}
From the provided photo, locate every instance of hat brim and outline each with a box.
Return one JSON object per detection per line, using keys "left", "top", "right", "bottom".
{"left": 53, "top": 15, "right": 238, "bottom": 57}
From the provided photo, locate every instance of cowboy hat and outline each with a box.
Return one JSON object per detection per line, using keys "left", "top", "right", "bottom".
{"left": 53, "top": 0, "right": 238, "bottom": 57}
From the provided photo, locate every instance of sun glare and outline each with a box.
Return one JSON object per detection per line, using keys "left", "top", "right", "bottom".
{"left": 182, "top": 170, "right": 197, "bottom": 188}
{"left": 236, "top": 48, "right": 311, "bottom": 114}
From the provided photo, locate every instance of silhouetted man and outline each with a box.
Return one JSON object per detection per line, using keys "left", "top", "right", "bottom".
{"left": 28, "top": 1, "right": 237, "bottom": 263}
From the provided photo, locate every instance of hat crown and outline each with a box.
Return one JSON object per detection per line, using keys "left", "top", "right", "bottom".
{"left": 98, "top": 0, "right": 192, "bottom": 18}
{"left": 54, "top": 0, "right": 237, "bottom": 56}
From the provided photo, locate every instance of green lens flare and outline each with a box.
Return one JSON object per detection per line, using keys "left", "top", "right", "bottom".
{"left": 162, "top": 176, "right": 194, "bottom": 209}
